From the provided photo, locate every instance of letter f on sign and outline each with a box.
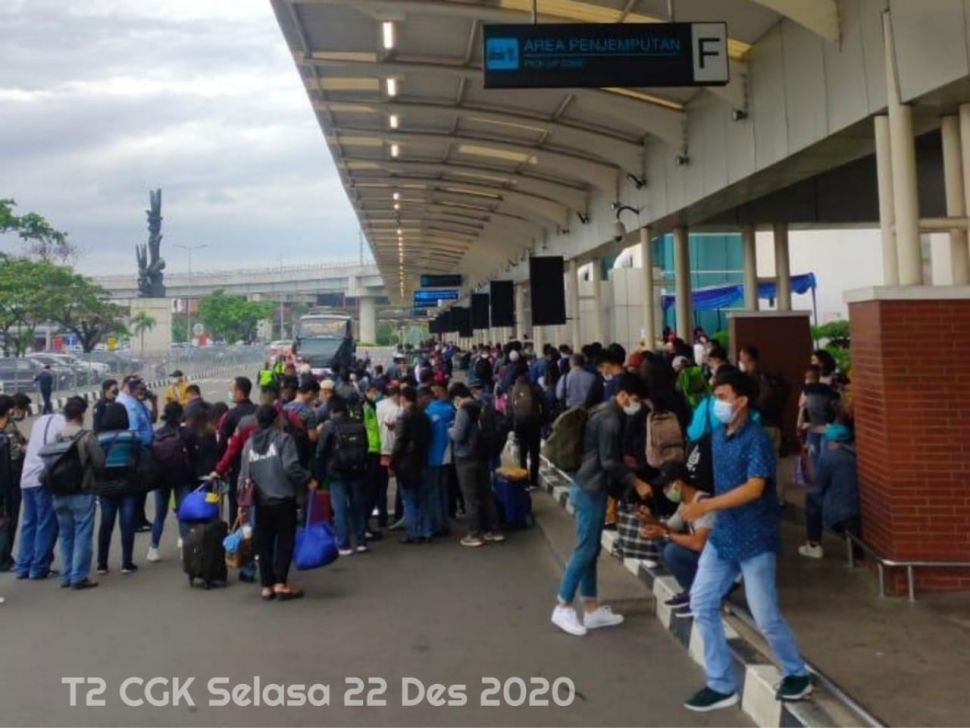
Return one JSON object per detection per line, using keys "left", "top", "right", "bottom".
{"left": 690, "top": 23, "right": 728, "bottom": 84}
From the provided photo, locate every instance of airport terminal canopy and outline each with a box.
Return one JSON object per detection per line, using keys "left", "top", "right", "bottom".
{"left": 270, "top": 0, "right": 840, "bottom": 302}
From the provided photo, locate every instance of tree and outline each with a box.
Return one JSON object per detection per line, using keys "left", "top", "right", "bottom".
{"left": 0, "top": 198, "right": 77, "bottom": 263}
{"left": 0, "top": 255, "right": 48, "bottom": 355}
{"left": 40, "top": 265, "right": 126, "bottom": 352}
{"left": 130, "top": 311, "right": 157, "bottom": 354}
{"left": 198, "top": 289, "right": 275, "bottom": 344}
{"left": 376, "top": 320, "right": 399, "bottom": 346}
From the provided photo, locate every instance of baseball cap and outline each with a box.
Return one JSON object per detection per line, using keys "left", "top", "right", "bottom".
{"left": 652, "top": 462, "right": 691, "bottom": 490}
{"left": 169, "top": 369, "right": 184, "bottom": 378}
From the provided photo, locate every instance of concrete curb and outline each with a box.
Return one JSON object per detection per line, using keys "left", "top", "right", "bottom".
{"left": 537, "top": 460, "right": 875, "bottom": 728}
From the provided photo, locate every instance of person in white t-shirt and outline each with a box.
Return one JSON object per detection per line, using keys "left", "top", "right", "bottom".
{"left": 16, "top": 413, "right": 66, "bottom": 580}
{"left": 641, "top": 463, "right": 715, "bottom": 616}
{"left": 375, "top": 384, "right": 404, "bottom": 528}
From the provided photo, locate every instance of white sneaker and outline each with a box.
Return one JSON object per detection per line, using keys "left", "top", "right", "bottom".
{"left": 338, "top": 548, "right": 355, "bottom": 557}
{"left": 176, "top": 538, "right": 183, "bottom": 557}
{"left": 551, "top": 605, "right": 587, "bottom": 636}
{"left": 584, "top": 605, "right": 625, "bottom": 629}
{"left": 798, "top": 543, "right": 824, "bottom": 559}
{"left": 146, "top": 546, "right": 161, "bottom": 563}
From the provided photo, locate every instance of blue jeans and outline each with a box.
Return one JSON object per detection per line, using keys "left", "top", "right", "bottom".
{"left": 151, "top": 485, "right": 190, "bottom": 548}
{"left": 16, "top": 487, "right": 57, "bottom": 578}
{"left": 53, "top": 492, "right": 97, "bottom": 586}
{"left": 806, "top": 431, "right": 824, "bottom": 476}
{"left": 427, "top": 466, "right": 451, "bottom": 534}
{"left": 400, "top": 476, "right": 432, "bottom": 539}
{"left": 98, "top": 494, "right": 138, "bottom": 568}
{"left": 558, "top": 484, "right": 608, "bottom": 603}
{"left": 330, "top": 479, "right": 366, "bottom": 549}
{"left": 662, "top": 540, "right": 701, "bottom": 592}
{"left": 690, "top": 543, "right": 808, "bottom": 694}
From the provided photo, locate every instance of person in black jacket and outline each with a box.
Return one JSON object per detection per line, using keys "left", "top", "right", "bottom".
{"left": 552, "top": 374, "right": 652, "bottom": 638}
{"left": 92, "top": 379, "right": 126, "bottom": 435}
{"left": 391, "top": 387, "right": 432, "bottom": 544}
{"left": 317, "top": 396, "right": 370, "bottom": 556}
{"left": 218, "top": 377, "right": 256, "bottom": 524}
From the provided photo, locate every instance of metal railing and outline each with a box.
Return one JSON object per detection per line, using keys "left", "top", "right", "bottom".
{"left": 844, "top": 532, "right": 970, "bottom": 602}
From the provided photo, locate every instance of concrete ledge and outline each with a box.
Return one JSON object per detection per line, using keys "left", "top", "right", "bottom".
{"left": 537, "top": 460, "right": 873, "bottom": 728}
{"left": 844, "top": 284, "right": 970, "bottom": 303}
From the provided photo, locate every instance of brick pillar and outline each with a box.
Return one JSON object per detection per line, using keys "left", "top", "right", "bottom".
{"left": 849, "top": 289, "right": 970, "bottom": 593}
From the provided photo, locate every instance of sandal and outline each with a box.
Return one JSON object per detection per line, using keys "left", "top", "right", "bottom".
{"left": 274, "top": 586, "right": 304, "bottom": 601}
{"left": 260, "top": 588, "right": 275, "bottom": 601}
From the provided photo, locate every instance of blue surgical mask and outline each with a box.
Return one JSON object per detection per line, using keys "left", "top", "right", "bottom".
{"left": 665, "top": 484, "right": 683, "bottom": 504}
{"left": 713, "top": 399, "right": 735, "bottom": 425}
{"left": 825, "top": 423, "right": 852, "bottom": 442}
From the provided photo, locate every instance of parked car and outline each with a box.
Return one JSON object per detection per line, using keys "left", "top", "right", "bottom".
{"left": 0, "top": 358, "right": 40, "bottom": 394}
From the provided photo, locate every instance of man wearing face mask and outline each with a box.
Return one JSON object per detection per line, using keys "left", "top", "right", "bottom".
{"left": 551, "top": 373, "right": 652, "bottom": 637}
{"left": 640, "top": 463, "right": 714, "bottom": 616}
{"left": 679, "top": 368, "right": 810, "bottom": 712}
{"left": 596, "top": 344, "right": 626, "bottom": 403}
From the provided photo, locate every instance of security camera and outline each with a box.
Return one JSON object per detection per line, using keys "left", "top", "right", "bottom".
{"left": 732, "top": 109, "right": 748, "bottom": 122}
{"left": 674, "top": 154, "right": 690, "bottom": 167}
{"left": 612, "top": 219, "right": 627, "bottom": 243}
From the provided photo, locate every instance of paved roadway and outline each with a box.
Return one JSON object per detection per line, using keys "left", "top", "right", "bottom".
{"left": 1, "top": 373, "right": 750, "bottom": 727}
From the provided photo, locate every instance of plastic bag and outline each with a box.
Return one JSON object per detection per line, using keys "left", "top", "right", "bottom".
{"left": 293, "top": 494, "right": 339, "bottom": 570}
{"left": 500, "top": 432, "right": 520, "bottom": 471}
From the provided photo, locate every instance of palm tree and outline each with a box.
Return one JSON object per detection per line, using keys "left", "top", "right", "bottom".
{"left": 130, "top": 311, "right": 157, "bottom": 354}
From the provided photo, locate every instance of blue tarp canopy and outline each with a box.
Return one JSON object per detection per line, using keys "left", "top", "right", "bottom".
{"left": 661, "top": 273, "right": 817, "bottom": 312}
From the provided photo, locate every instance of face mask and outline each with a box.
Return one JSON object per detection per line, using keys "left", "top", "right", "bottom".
{"left": 713, "top": 398, "right": 736, "bottom": 425}
{"left": 665, "top": 484, "right": 683, "bottom": 504}
{"left": 13, "top": 413, "right": 25, "bottom": 422}
{"left": 825, "top": 423, "right": 851, "bottom": 442}
{"left": 603, "top": 373, "right": 614, "bottom": 382}
{"left": 622, "top": 401, "right": 642, "bottom": 416}
{"left": 738, "top": 362, "right": 747, "bottom": 373}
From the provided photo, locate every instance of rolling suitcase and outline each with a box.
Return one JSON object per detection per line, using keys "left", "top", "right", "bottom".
{"left": 493, "top": 472, "right": 534, "bottom": 528}
{"left": 183, "top": 519, "right": 229, "bottom": 589}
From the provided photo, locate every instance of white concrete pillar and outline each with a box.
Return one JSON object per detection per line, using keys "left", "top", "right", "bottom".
{"left": 534, "top": 324, "right": 545, "bottom": 353}
{"left": 946, "top": 113, "right": 970, "bottom": 285}
{"left": 773, "top": 223, "right": 792, "bottom": 312}
{"left": 568, "top": 259, "right": 581, "bottom": 350}
{"left": 358, "top": 296, "right": 377, "bottom": 345}
{"left": 674, "top": 226, "right": 693, "bottom": 340}
{"left": 741, "top": 224, "right": 759, "bottom": 311}
{"left": 884, "top": 12, "right": 923, "bottom": 285}
{"left": 591, "top": 261, "right": 605, "bottom": 343}
{"left": 874, "top": 115, "right": 899, "bottom": 286}
{"left": 514, "top": 284, "right": 527, "bottom": 341}
{"left": 640, "top": 227, "right": 656, "bottom": 347}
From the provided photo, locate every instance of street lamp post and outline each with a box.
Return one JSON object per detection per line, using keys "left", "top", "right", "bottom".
{"left": 174, "top": 243, "right": 208, "bottom": 345}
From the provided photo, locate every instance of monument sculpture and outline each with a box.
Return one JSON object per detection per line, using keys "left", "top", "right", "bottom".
{"left": 136, "top": 188, "right": 166, "bottom": 298}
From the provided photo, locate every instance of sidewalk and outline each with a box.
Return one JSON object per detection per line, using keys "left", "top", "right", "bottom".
{"left": 762, "top": 487, "right": 970, "bottom": 727}
{"left": 538, "top": 461, "right": 970, "bottom": 727}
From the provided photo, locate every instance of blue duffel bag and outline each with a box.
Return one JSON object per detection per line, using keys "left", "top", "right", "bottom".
{"left": 178, "top": 481, "right": 221, "bottom": 523}
{"left": 293, "top": 495, "right": 339, "bottom": 570}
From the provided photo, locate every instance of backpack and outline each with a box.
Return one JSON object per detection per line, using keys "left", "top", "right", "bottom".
{"left": 476, "top": 400, "right": 510, "bottom": 460}
{"left": 152, "top": 427, "right": 191, "bottom": 477}
{"left": 329, "top": 420, "right": 369, "bottom": 479}
{"left": 645, "top": 406, "right": 685, "bottom": 469}
{"left": 39, "top": 431, "right": 88, "bottom": 496}
{"left": 542, "top": 407, "right": 588, "bottom": 472}
{"left": 281, "top": 407, "right": 312, "bottom": 468}
{"left": 511, "top": 381, "right": 539, "bottom": 424}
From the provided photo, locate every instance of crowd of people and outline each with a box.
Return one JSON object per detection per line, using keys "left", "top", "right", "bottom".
{"left": 0, "top": 329, "right": 859, "bottom": 713}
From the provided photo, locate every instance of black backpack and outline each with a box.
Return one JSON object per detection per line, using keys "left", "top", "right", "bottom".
{"left": 39, "top": 431, "right": 88, "bottom": 496}
{"left": 757, "top": 372, "right": 790, "bottom": 424}
{"left": 477, "top": 400, "right": 510, "bottom": 460}
{"left": 329, "top": 419, "right": 368, "bottom": 479}
{"left": 152, "top": 428, "right": 191, "bottom": 478}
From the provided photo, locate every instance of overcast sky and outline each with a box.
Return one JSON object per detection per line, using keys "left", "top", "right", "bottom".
{"left": 0, "top": 0, "right": 363, "bottom": 276}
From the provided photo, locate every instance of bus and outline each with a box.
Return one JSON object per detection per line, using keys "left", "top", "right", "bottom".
{"left": 294, "top": 313, "right": 355, "bottom": 377}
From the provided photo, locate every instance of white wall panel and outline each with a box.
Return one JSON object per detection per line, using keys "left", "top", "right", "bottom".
{"left": 891, "top": 0, "right": 968, "bottom": 102}
{"left": 750, "top": 24, "right": 790, "bottom": 168}
{"left": 685, "top": 106, "right": 707, "bottom": 205}
{"left": 782, "top": 23, "right": 829, "bottom": 154}
{"left": 824, "top": 0, "right": 870, "bottom": 131}
{"left": 696, "top": 96, "right": 729, "bottom": 196}
{"left": 725, "top": 112, "right": 757, "bottom": 184}
{"left": 858, "top": 0, "right": 889, "bottom": 113}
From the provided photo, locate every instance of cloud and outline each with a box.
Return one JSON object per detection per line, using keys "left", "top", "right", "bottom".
{"left": 0, "top": 0, "right": 363, "bottom": 276}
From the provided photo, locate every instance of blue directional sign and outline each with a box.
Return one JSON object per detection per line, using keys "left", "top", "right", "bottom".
{"left": 413, "top": 289, "right": 459, "bottom": 308}
{"left": 483, "top": 22, "right": 728, "bottom": 89}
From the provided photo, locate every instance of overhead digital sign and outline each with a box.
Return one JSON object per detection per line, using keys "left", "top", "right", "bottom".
{"left": 483, "top": 22, "right": 728, "bottom": 89}
{"left": 413, "top": 289, "right": 459, "bottom": 308}
{"left": 420, "top": 274, "right": 463, "bottom": 288}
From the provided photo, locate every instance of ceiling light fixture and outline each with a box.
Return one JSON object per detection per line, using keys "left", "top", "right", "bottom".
{"left": 393, "top": 192, "right": 400, "bottom": 201}
{"left": 382, "top": 21, "right": 395, "bottom": 50}
{"left": 389, "top": 114, "right": 399, "bottom": 129}
{"left": 390, "top": 143, "right": 400, "bottom": 158}
{"left": 385, "top": 77, "right": 398, "bottom": 97}
{"left": 394, "top": 203, "right": 400, "bottom": 211}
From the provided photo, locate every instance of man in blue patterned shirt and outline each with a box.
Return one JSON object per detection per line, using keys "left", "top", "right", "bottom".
{"left": 680, "top": 368, "right": 811, "bottom": 712}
